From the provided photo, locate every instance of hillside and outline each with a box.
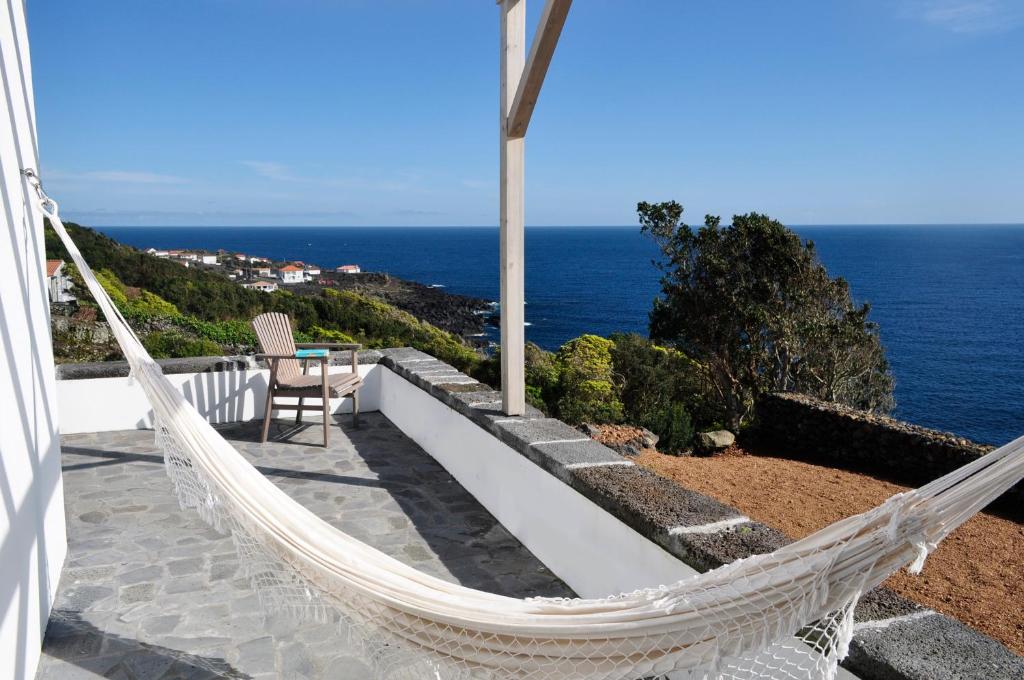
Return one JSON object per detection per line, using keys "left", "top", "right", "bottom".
{"left": 45, "top": 222, "right": 483, "bottom": 370}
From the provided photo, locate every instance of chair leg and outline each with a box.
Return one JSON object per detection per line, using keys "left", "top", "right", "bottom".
{"left": 321, "top": 365, "right": 330, "bottom": 447}
{"left": 352, "top": 389, "right": 360, "bottom": 427}
{"left": 261, "top": 359, "right": 279, "bottom": 444}
{"left": 297, "top": 358, "right": 309, "bottom": 425}
{"left": 261, "top": 388, "right": 274, "bottom": 443}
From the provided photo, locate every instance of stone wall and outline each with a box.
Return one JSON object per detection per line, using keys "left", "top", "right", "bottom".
{"left": 755, "top": 392, "right": 1021, "bottom": 508}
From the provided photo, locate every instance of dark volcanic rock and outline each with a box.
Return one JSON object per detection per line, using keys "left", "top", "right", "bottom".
{"left": 309, "top": 273, "right": 493, "bottom": 338}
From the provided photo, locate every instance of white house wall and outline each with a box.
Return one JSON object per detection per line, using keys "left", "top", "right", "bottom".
{"left": 0, "top": 3, "right": 68, "bottom": 679}
{"left": 57, "top": 364, "right": 382, "bottom": 434}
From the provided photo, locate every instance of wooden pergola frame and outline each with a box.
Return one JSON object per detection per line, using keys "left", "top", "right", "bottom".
{"left": 499, "top": 0, "right": 572, "bottom": 415}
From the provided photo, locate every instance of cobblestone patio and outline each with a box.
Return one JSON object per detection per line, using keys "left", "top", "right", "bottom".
{"left": 38, "top": 414, "right": 573, "bottom": 679}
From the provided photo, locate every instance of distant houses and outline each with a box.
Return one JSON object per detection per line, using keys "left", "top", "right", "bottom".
{"left": 140, "top": 243, "right": 354, "bottom": 290}
{"left": 144, "top": 247, "right": 221, "bottom": 266}
{"left": 45, "top": 259, "right": 75, "bottom": 303}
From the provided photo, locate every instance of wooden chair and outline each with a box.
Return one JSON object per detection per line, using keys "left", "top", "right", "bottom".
{"left": 252, "top": 312, "right": 362, "bottom": 446}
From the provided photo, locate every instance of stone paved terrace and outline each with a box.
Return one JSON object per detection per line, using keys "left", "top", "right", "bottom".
{"left": 38, "top": 414, "right": 573, "bottom": 679}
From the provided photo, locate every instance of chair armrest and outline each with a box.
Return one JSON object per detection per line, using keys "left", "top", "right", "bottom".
{"left": 295, "top": 342, "right": 362, "bottom": 350}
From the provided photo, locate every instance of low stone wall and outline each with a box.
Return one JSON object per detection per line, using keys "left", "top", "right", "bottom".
{"left": 754, "top": 392, "right": 1021, "bottom": 508}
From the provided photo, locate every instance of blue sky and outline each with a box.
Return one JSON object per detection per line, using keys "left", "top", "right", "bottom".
{"left": 29, "top": 1, "right": 1024, "bottom": 226}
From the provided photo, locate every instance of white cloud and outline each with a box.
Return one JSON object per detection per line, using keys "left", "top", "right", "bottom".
{"left": 240, "top": 160, "right": 425, "bottom": 193}
{"left": 239, "top": 160, "right": 299, "bottom": 182}
{"left": 907, "top": 0, "right": 1024, "bottom": 34}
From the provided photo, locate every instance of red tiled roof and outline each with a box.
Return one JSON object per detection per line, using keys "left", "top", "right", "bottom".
{"left": 46, "top": 259, "right": 63, "bottom": 276}
{"left": 278, "top": 265, "right": 303, "bottom": 272}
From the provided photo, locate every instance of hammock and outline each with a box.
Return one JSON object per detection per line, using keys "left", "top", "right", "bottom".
{"left": 30, "top": 173, "right": 1024, "bottom": 680}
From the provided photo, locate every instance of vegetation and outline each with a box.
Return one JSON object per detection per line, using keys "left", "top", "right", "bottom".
{"left": 608, "top": 333, "right": 708, "bottom": 452}
{"left": 48, "top": 215, "right": 892, "bottom": 454}
{"left": 47, "top": 222, "right": 483, "bottom": 366}
{"left": 637, "top": 201, "right": 894, "bottom": 429}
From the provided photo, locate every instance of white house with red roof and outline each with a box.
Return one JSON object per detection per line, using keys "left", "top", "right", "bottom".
{"left": 276, "top": 264, "right": 305, "bottom": 284}
{"left": 336, "top": 264, "right": 361, "bottom": 274}
{"left": 45, "top": 259, "right": 75, "bottom": 303}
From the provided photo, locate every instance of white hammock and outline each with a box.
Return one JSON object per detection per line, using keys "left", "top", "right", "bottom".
{"left": 32, "top": 175, "right": 1024, "bottom": 680}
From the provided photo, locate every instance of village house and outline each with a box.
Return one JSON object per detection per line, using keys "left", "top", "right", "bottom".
{"left": 144, "top": 247, "right": 169, "bottom": 258}
{"left": 45, "top": 259, "right": 75, "bottom": 303}
{"left": 336, "top": 264, "right": 361, "bottom": 274}
{"left": 242, "top": 279, "right": 278, "bottom": 293}
{"left": 199, "top": 254, "right": 218, "bottom": 265}
{"left": 276, "top": 264, "right": 305, "bottom": 284}
{"left": 253, "top": 266, "right": 272, "bottom": 278}
{"left": 303, "top": 264, "right": 321, "bottom": 281}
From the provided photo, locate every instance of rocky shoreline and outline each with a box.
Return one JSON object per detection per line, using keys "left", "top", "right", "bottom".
{"left": 295, "top": 271, "right": 495, "bottom": 342}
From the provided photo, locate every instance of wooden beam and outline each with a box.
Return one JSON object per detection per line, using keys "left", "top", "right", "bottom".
{"left": 506, "top": 0, "right": 572, "bottom": 139}
{"left": 500, "top": 0, "right": 526, "bottom": 415}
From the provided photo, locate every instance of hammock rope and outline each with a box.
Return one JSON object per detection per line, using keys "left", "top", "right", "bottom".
{"left": 27, "top": 169, "right": 1024, "bottom": 680}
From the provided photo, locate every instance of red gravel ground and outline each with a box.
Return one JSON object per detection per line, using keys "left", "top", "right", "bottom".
{"left": 628, "top": 444, "right": 1024, "bottom": 655}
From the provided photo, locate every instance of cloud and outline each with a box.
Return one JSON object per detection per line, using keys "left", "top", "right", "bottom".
{"left": 239, "top": 160, "right": 299, "bottom": 182}
{"left": 240, "top": 160, "right": 424, "bottom": 193}
{"left": 905, "top": 0, "right": 1024, "bottom": 34}
{"left": 49, "top": 169, "right": 190, "bottom": 184}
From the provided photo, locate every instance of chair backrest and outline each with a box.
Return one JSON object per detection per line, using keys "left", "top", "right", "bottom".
{"left": 251, "top": 312, "right": 300, "bottom": 380}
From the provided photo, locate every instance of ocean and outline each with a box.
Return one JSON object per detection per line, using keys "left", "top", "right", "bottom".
{"left": 97, "top": 225, "right": 1024, "bottom": 446}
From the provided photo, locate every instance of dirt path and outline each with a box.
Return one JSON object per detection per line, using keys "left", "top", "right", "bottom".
{"left": 635, "top": 447, "right": 1024, "bottom": 655}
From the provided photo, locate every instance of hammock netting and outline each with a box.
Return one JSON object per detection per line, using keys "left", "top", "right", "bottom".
{"left": 40, "top": 190, "right": 1024, "bottom": 680}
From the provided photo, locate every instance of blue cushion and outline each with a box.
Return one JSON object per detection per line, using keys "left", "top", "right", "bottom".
{"left": 295, "top": 349, "right": 329, "bottom": 358}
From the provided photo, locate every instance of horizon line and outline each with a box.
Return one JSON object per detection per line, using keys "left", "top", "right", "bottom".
{"left": 88, "top": 222, "right": 1024, "bottom": 229}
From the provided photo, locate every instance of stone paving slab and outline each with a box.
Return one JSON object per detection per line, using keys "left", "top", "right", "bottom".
{"left": 39, "top": 414, "right": 572, "bottom": 679}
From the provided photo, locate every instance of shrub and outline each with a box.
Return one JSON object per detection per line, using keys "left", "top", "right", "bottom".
{"left": 143, "top": 331, "right": 223, "bottom": 359}
{"left": 309, "top": 325, "right": 356, "bottom": 344}
{"left": 609, "top": 333, "right": 711, "bottom": 452}
{"left": 553, "top": 334, "right": 623, "bottom": 425}
{"left": 174, "top": 316, "right": 258, "bottom": 347}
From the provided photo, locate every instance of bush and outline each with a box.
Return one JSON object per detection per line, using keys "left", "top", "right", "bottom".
{"left": 309, "top": 325, "right": 356, "bottom": 344}
{"left": 553, "top": 334, "right": 623, "bottom": 425}
{"left": 143, "top": 331, "right": 223, "bottom": 359}
{"left": 609, "top": 333, "right": 711, "bottom": 452}
{"left": 174, "top": 316, "right": 258, "bottom": 348}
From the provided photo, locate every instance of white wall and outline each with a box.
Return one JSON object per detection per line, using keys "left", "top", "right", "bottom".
{"left": 0, "top": 3, "right": 68, "bottom": 679}
{"left": 57, "top": 364, "right": 382, "bottom": 434}
{"left": 378, "top": 369, "right": 696, "bottom": 598}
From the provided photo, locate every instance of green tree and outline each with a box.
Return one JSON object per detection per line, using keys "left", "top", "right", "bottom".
{"left": 638, "top": 202, "right": 894, "bottom": 429}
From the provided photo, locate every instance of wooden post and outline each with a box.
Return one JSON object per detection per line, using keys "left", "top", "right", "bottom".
{"left": 507, "top": 0, "right": 573, "bottom": 139}
{"left": 500, "top": 0, "right": 526, "bottom": 415}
